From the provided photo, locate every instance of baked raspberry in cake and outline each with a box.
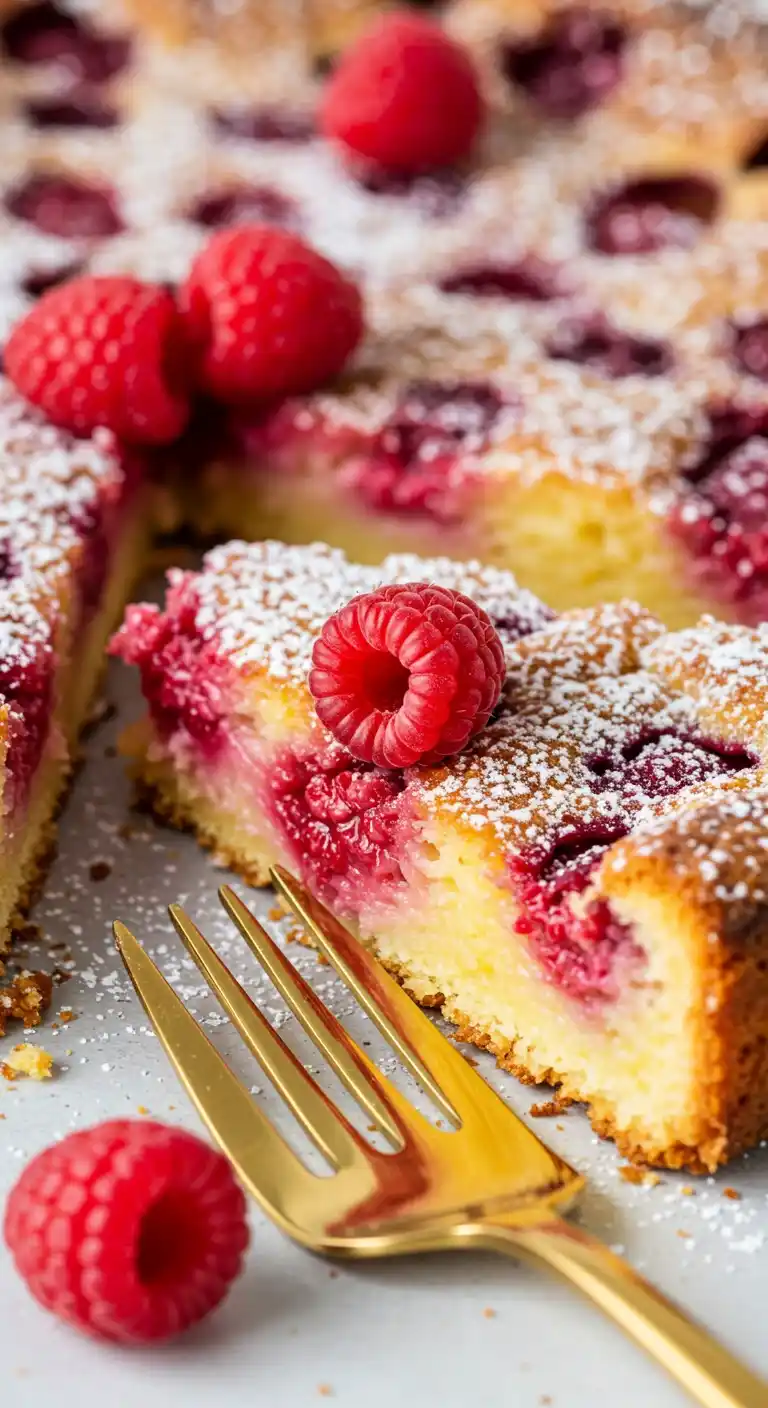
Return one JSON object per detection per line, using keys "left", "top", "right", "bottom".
{"left": 0, "top": 0, "right": 765, "bottom": 706}
{"left": 0, "top": 376, "right": 149, "bottom": 952}
{"left": 0, "top": 1, "right": 767, "bottom": 621}
{"left": 4, "top": 0, "right": 762, "bottom": 632}
{"left": 112, "top": 539, "right": 768, "bottom": 1171}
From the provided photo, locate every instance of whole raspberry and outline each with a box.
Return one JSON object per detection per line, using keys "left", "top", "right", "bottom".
{"left": 320, "top": 12, "right": 484, "bottom": 176}
{"left": 4, "top": 275, "right": 190, "bottom": 444}
{"left": 178, "top": 225, "right": 364, "bottom": 404}
{"left": 4, "top": 1119, "right": 249, "bottom": 1343}
{"left": 309, "top": 582, "right": 506, "bottom": 769}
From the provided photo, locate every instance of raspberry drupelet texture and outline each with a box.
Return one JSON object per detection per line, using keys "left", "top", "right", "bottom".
{"left": 4, "top": 1119, "right": 249, "bottom": 1343}
{"left": 179, "top": 225, "right": 364, "bottom": 404}
{"left": 320, "top": 11, "right": 483, "bottom": 176}
{"left": 4, "top": 275, "right": 190, "bottom": 445}
{"left": 309, "top": 582, "right": 506, "bottom": 768}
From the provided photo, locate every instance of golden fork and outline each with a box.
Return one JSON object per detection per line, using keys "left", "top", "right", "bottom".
{"left": 114, "top": 866, "right": 767, "bottom": 1408}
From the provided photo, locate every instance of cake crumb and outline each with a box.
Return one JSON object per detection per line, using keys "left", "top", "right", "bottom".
{"left": 619, "top": 1165, "right": 660, "bottom": 1187}
{"left": 268, "top": 906, "right": 284, "bottom": 923}
{"left": 317, "top": 1384, "right": 333, "bottom": 1398}
{"left": 482, "top": 1307, "right": 496, "bottom": 1319}
{"left": 530, "top": 1097, "right": 570, "bottom": 1118}
{"left": 3, "top": 1044, "right": 54, "bottom": 1080}
{"left": 676, "top": 1229, "right": 693, "bottom": 1239}
{"left": 680, "top": 1185, "right": 695, "bottom": 1196}
{"left": 89, "top": 860, "right": 112, "bottom": 882}
{"left": 0, "top": 970, "right": 53, "bottom": 1035}
{"left": 723, "top": 1187, "right": 742, "bottom": 1201}
{"left": 58, "top": 1008, "right": 76, "bottom": 1024}
{"left": 137, "top": 1105, "right": 149, "bottom": 1115}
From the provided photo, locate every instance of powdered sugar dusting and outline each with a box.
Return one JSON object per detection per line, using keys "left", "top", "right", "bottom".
{"left": 426, "top": 597, "right": 767, "bottom": 867}
{"left": 190, "top": 539, "right": 551, "bottom": 679}
{"left": 0, "top": 375, "right": 126, "bottom": 676}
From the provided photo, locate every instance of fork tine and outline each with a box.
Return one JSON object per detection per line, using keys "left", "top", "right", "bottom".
{"left": 113, "top": 920, "right": 315, "bottom": 1220}
{"left": 168, "top": 905, "right": 364, "bottom": 1171}
{"left": 270, "top": 867, "right": 487, "bottom": 1125}
{"left": 219, "top": 885, "right": 420, "bottom": 1148}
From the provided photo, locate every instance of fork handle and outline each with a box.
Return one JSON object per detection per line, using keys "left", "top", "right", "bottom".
{"left": 474, "top": 1212, "right": 766, "bottom": 1408}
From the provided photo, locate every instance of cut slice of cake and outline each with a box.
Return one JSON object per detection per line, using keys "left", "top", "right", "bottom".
{"left": 113, "top": 539, "right": 768, "bottom": 1172}
{"left": 0, "top": 377, "right": 150, "bottom": 952}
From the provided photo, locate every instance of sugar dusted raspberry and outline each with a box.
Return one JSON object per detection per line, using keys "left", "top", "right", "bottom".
{"left": 179, "top": 225, "right": 363, "bottom": 404}
{"left": 345, "top": 380, "right": 507, "bottom": 523}
{"left": 309, "top": 582, "right": 506, "bottom": 768}
{"left": 320, "top": 12, "right": 483, "bottom": 176}
{"left": 4, "top": 274, "right": 191, "bottom": 445}
{"left": 4, "top": 1119, "right": 249, "bottom": 1343}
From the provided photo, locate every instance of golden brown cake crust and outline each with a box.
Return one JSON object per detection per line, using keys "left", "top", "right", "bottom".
{"left": 115, "top": 543, "right": 768, "bottom": 1171}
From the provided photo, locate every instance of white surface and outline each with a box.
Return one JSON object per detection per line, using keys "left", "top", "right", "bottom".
{"left": 1, "top": 619, "right": 767, "bottom": 1408}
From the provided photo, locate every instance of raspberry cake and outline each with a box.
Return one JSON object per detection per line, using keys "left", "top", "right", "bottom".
{"left": 113, "top": 539, "right": 768, "bottom": 1171}
{"left": 0, "top": 376, "right": 149, "bottom": 953}
{"left": 0, "top": 0, "right": 767, "bottom": 633}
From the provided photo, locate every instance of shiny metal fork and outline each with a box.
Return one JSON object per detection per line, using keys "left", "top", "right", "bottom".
{"left": 114, "top": 866, "right": 766, "bottom": 1408}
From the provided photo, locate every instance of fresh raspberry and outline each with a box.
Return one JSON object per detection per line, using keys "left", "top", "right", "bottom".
{"left": 4, "top": 275, "right": 191, "bottom": 445}
{"left": 4, "top": 1119, "right": 249, "bottom": 1343}
{"left": 320, "top": 12, "right": 484, "bottom": 176}
{"left": 309, "top": 582, "right": 506, "bottom": 769}
{"left": 178, "top": 225, "right": 363, "bottom": 404}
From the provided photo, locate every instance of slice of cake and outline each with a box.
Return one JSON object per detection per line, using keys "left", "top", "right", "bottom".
{"left": 0, "top": 377, "right": 150, "bottom": 952}
{"left": 113, "top": 539, "right": 768, "bottom": 1172}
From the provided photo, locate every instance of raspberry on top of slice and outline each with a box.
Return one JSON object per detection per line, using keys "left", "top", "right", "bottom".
{"left": 309, "top": 581, "right": 507, "bottom": 767}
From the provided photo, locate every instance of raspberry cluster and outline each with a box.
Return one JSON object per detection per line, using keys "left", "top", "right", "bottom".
{"left": 4, "top": 226, "right": 364, "bottom": 443}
